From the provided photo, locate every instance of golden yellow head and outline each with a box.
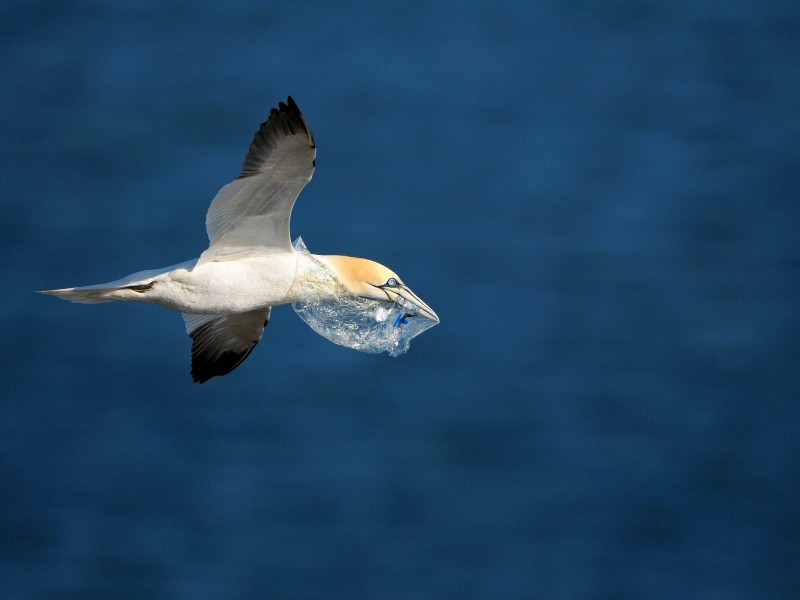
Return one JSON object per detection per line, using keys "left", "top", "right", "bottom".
{"left": 318, "top": 255, "right": 438, "bottom": 321}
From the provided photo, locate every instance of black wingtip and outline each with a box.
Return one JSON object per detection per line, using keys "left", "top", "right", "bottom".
{"left": 189, "top": 320, "right": 253, "bottom": 384}
{"left": 276, "top": 96, "right": 314, "bottom": 147}
{"left": 236, "top": 95, "right": 316, "bottom": 179}
{"left": 187, "top": 312, "right": 270, "bottom": 384}
{"left": 190, "top": 346, "right": 256, "bottom": 384}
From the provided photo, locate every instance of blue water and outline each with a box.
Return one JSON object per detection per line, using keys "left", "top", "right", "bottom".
{"left": 2, "top": 1, "right": 799, "bottom": 598}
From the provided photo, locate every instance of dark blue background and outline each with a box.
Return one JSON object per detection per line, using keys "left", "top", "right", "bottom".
{"left": 3, "top": 1, "right": 799, "bottom": 598}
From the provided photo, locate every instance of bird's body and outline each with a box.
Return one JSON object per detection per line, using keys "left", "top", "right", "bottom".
{"left": 40, "top": 97, "right": 438, "bottom": 382}
{"left": 70, "top": 252, "right": 303, "bottom": 314}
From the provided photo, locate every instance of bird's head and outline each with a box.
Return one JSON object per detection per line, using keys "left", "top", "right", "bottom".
{"left": 318, "top": 255, "right": 439, "bottom": 322}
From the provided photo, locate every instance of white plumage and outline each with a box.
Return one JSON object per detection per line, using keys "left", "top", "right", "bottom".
{"left": 40, "top": 97, "right": 438, "bottom": 383}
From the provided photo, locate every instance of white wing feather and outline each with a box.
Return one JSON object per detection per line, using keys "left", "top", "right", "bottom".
{"left": 201, "top": 97, "right": 315, "bottom": 261}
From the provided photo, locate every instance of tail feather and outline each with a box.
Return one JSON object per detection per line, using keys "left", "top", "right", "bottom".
{"left": 37, "top": 285, "right": 131, "bottom": 304}
{"left": 38, "top": 260, "right": 198, "bottom": 305}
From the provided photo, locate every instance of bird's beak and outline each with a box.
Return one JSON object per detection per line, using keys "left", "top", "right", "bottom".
{"left": 386, "top": 284, "right": 439, "bottom": 322}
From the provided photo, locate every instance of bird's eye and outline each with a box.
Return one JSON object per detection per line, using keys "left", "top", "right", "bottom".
{"left": 386, "top": 278, "right": 398, "bottom": 287}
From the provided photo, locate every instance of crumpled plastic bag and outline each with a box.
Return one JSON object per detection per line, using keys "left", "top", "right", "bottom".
{"left": 291, "top": 237, "right": 438, "bottom": 357}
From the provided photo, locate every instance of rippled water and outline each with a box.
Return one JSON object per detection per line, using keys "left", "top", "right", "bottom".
{"left": 2, "top": 1, "right": 799, "bottom": 598}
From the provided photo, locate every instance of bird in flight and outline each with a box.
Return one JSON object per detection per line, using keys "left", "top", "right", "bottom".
{"left": 40, "top": 97, "right": 438, "bottom": 383}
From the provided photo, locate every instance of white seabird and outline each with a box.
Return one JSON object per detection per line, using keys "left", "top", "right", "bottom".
{"left": 40, "top": 97, "right": 438, "bottom": 383}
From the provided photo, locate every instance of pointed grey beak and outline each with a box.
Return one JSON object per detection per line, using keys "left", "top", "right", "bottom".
{"left": 388, "top": 284, "right": 439, "bottom": 322}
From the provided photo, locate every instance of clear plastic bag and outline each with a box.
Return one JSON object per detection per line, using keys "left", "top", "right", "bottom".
{"left": 291, "top": 238, "right": 438, "bottom": 356}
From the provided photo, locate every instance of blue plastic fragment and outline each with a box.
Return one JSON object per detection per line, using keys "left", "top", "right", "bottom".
{"left": 393, "top": 313, "right": 409, "bottom": 328}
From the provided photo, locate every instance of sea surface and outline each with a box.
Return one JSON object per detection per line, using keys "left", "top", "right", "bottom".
{"left": 2, "top": 1, "right": 799, "bottom": 598}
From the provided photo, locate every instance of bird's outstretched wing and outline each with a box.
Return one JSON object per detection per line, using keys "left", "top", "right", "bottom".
{"left": 183, "top": 309, "right": 271, "bottom": 383}
{"left": 200, "top": 97, "right": 316, "bottom": 261}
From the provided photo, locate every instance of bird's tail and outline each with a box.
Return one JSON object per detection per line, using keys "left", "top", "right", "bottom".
{"left": 38, "top": 260, "right": 196, "bottom": 305}
{"left": 37, "top": 281, "right": 155, "bottom": 304}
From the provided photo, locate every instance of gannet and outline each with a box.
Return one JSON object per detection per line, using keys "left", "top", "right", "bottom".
{"left": 40, "top": 97, "right": 438, "bottom": 383}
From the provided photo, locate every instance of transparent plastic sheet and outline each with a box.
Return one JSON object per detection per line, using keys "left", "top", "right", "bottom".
{"left": 291, "top": 238, "right": 438, "bottom": 357}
